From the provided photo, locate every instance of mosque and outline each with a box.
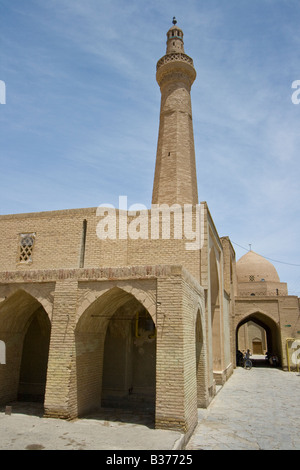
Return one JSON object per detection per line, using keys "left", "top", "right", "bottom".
{"left": 0, "top": 19, "right": 299, "bottom": 440}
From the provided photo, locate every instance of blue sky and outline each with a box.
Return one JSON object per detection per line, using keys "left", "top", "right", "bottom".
{"left": 1, "top": 0, "right": 300, "bottom": 294}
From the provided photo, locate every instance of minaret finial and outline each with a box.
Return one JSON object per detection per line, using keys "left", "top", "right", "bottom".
{"left": 172, "top": 17, "right": 177, "bottom": 25}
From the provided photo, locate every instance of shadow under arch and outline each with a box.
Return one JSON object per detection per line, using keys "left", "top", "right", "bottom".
{"left": 75, "top": 287, "right": 156, "bottom": 424}
{"left": 236, "top": 311, "right": 281, "bottom": 366}
{"left": 0, "top": 289, "right": 51, "bottom": 408}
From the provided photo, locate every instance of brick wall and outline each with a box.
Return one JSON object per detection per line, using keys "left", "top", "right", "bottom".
{"left": 0, "top": 206, "right": 203, "bottom": 283}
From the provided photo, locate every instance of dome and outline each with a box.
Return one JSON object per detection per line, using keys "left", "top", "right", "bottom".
{"left": 167, "top": 24, "right": 184, "bottom": 35}
{"left": 236, "top": 251, "right": 280, "bottom": 283}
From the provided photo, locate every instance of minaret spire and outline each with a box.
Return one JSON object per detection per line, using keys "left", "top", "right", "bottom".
{"left": 152, "top": 20, "right": 198, "bottom": 206}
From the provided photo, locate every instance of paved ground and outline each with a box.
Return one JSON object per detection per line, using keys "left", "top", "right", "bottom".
{"left": 187, "top": 366, "right": 300, "bottom": 450}
{"left": 0, "top": 366, "right": 299, "bottom": 450}
{"left": 0, "top": 405, "right": 183, "bottom": 450}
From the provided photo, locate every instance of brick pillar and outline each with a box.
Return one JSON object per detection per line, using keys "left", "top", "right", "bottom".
{"left": 44, "top": 279, "right": 78, "bottom": 419}
{"left": 155, "top": 272, "right": 198, "bottom": 435}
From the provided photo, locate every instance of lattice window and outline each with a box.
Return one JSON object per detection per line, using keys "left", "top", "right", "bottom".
{"left": 249, "top": 275, "right": 255, "bottom": 282}
{"left": 19, "top": 233, "right": 35, "bottom": 263}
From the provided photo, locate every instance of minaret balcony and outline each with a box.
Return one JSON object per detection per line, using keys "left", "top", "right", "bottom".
{"left": 156, "top": 53, "right": 196, "bottom": 89}
{"left": 156, "top": 52, "right": 194, "bottom": 70}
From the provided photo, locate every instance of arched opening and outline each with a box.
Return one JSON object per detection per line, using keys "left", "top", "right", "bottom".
{"left": 18, "top": 308, "right": 51, "bottom": 402}
{"left": 0, "top": 290, "right": 51, "bottom": 407}
{"left": 75, "top": 287, "right": 156, "bottom": 421}
{"left": 195, "top": 308, "right": 206, "bottom": 407}
{"left": 210, "top": 248, "right": 222, "bottom": 371}
{"left": 102, "top": 307, "right": 156, "bottom": 411}
{"left": 236, "top": 312, "right": 281, "bottom": 367}
{"left": 238, "top": 321, "right": 267, "bottom": 355}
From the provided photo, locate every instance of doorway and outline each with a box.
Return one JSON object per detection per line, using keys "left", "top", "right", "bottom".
{"left": 236, "top": 312, "right": 281, "bottom": 367}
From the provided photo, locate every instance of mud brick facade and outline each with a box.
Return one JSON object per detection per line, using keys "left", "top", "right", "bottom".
{"left": 0, "top": 20, "right": 299, "bottom": 440}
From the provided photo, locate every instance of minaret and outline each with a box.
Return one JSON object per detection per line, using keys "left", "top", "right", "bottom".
{"left": 152, "top": 19, "right": 198, "bottom": 206}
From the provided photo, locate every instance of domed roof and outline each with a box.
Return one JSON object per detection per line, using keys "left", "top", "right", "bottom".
{"left": 236, "top": 251, "right": 280, "bottom": 283}
{"left": 168, "top": 23, "right": 183, "bottom": 33}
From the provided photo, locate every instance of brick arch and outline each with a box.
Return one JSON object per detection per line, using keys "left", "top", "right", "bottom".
{"left": 209, "top": 244, "right": 223, "bottom": 373}
{"left": 235, "top": 309, "right": 279, "bottom": 331}
{"left": 235, "top": 310, "right": 281, "bottom": 361}
{"left": 0, "top": 289, "right": 48, "bottom": 332}
{"left": 194, "top": 300, "right": 206, "bottom": 347}
{"left": 195, "top": 302, "right": 208, "bottom": 407}
{"left": 195, "top": 295, "right": 205, "bottom": 323}
{"left": 74, "top": 284, "right": 156, "bottom": 417}
{"left": 0, "top": 285, "right": 53, "bottom": 321}
{"left": 76, "top": 282, "right": 156, "bottom": 330}
{"left": 0, "top": 288, "right": 51, "bottom": 406}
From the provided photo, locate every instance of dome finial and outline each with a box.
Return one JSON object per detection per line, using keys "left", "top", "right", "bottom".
{"left": 172, "top": 16, "right": 177, "bottom": 25}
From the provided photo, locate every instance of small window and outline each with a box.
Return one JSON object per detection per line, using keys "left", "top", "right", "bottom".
{"left": 19, "top": 233, "right": 36, "bottom": 263}
{"left": 249, "top": 275, "right": 255, "bottom": 282}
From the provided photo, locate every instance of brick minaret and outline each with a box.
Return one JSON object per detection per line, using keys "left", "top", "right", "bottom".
{"left": 152, "top": 19, "right": 198, "bottom": 206}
